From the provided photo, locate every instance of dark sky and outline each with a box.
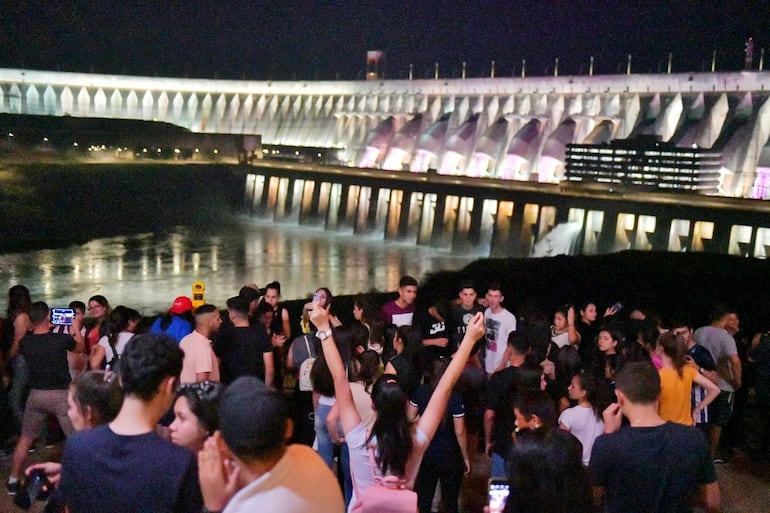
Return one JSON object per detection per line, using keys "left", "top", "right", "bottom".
{"left": 1, "top": 1, "right": 768, "bottom": 80}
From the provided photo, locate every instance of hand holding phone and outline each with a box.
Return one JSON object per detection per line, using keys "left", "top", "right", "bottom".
{"left": 51, "top": 308, "right": 75, "bottom": 326}
{"left": 488, "top": 478, "right": 510, "bottom": 513}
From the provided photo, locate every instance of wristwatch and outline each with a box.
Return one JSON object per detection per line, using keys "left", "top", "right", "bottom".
{"left": 316, "top": 329, "right": 332, "bottom": 341}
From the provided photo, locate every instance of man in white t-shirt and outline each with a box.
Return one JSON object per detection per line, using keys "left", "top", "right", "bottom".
{"left": 483, "top": 282, "right": 517, "bottom": 375}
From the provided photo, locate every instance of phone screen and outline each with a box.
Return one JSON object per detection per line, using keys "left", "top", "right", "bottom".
{"left": 51, "top": 308, "right": 75, "bottom": 325}
{"left": 488, "top": 479, "right": 510, "bottom": 513}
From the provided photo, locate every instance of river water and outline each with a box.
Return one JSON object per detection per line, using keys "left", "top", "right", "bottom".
{"left": 0, "top": 217, "right": 478, "bottom": 315}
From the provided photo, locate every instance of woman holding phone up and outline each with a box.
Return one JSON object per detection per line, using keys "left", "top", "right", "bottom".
{"left": 309, "top": 299, "right": 485, "bottom": 507}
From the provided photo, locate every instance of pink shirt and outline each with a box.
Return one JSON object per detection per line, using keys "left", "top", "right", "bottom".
{"left": 179, "top": 330, "right": 220, "bottom": 383}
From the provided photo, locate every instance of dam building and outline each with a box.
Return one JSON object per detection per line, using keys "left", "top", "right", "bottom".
{"left": 2, "top": 67, "right": 770, "bottom": 258}
{"left": 1, "top": 68, "right": 770, "bottom": 198}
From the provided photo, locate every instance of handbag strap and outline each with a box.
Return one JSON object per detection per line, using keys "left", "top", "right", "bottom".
{"left": 303, "top": 335, "right": 314, "bottom": 358}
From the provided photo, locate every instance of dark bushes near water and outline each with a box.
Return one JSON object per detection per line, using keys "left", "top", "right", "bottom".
{"left": 0, "top": 163, "right": 246, "bottom": 252}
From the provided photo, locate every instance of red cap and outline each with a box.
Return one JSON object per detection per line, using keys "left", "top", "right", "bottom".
{"left": 169, "top": 296, "right": 193, "bottom": 315}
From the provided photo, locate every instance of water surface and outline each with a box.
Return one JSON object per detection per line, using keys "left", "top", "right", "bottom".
{"left": 0, "top": 218, "right": 478, "bottom": 314}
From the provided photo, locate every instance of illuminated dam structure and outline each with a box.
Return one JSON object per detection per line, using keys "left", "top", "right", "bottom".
{"left": 2, "top": 68, "right": 770, "bottom": 198}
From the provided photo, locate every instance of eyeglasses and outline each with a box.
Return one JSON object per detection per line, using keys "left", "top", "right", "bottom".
{"left": 176, "top": 381, "right": 222, "bottom": 402}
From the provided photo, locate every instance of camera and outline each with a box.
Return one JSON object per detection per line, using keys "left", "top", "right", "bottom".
{"left": 51, "top": 308, "right": 75, "bottom": 326}
{"left": 13, "top": 469, "right": 52, "bottom": 510}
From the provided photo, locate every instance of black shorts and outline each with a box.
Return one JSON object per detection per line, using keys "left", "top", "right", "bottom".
{"left": 711, "top": 391, "right": 734, "bottom": 427}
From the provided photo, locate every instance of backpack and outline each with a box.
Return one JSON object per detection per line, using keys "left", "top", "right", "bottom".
{"left": 298, "top": 336, "right": 316, "bottom": 392}
{"left": 350, "top": 435, "right": 418, "bottom": 513}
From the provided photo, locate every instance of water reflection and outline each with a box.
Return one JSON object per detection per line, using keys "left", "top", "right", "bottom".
{"left": 0, "top": 219, "right": 477, "bottom": 315}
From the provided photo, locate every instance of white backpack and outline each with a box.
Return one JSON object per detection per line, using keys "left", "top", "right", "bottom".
{"left": 298, "top": 336, "right": 316, "bottom": 392}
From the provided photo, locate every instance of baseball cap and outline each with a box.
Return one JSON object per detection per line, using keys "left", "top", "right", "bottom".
{"left": 169, "top": 296, "right": 193, "bottom": 315}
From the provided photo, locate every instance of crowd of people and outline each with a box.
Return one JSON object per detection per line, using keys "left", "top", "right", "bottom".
{"left": 0, "top": 276, "right": 768, "bottom": 513}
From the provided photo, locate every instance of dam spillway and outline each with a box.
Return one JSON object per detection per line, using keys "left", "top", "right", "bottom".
{"left": 2, "top": 68, "right": 770, "bottom": 198}
{"left": 245, "top": 161, "right": 770, "bottom": 259}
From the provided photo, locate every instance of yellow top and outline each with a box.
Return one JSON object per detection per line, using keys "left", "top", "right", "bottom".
{"left": 658, "top": 365, "right": 697, "bottom": 425}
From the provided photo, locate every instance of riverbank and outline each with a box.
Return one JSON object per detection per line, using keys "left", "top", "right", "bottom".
{"left": 0, "top": 163, "right": 246, "bottom": 253}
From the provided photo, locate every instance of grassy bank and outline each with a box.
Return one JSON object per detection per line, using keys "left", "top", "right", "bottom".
{"left": 0, "top": 163, "right": 246, "bottom": 253}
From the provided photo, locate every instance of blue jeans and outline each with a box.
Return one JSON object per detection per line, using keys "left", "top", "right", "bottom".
{"left": 490, "top": 452, "right": 506, "bottom": 478}
{"left": 314, "top": 402, "right": 335, "bottom": 468}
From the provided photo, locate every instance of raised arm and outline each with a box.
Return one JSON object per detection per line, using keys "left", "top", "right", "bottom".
{"left": 567, "top": 306, "right": 580, "bottom": 345}
{"left": 310, "top": 303, "right": 361, "bottom": 435}
{"left": 417, "top": 312, "right": 484, "bottom": 443}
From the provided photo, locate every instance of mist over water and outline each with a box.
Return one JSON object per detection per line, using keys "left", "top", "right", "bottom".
{"left": 0, "top": 217, "right": 477, "bottom": 315}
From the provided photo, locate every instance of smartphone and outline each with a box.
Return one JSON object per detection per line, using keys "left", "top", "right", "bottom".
{"left": 312, "top": 292, "right": 321, "bottom": 303}
{"left": 611, "top": 301, "right": 624, "bottom": 313}
{"left": 488, "top": 478, "right": 510, "bottom": 513}
{"left": 51, "top": 308, "right": 75, "bottom": 326}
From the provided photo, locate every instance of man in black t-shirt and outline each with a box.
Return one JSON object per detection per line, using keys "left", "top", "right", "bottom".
{"left": 590, "top": 362, "right": 720, "bottom": 513}
{"left": 60, "top": 333, "right": 202, "bottom": 513}
{"left": 484, "top": 332, "right": 531, "bottom": 478}
{"left": 214, "top": 297, "right": 274, "bottom": 386}
{"left": 7, "top": 301, "right": 85, "bottom": 493}
{"left": 447, "top": 281, "right": 485, "bottom": 355}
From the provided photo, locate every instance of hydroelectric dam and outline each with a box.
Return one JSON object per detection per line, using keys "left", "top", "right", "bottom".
{"left": 2, "top": 67, "right": 770, "bottom": 258}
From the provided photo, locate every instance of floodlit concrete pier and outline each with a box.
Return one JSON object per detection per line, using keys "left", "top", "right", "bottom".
{"left": 246, "top": 161, "right": 770, "bottom": 258}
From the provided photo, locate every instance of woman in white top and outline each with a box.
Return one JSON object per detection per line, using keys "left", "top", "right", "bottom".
{"left": 89, "top": 306, "right": 140, "bottom": 370}
{"left": 550, "top": 305, "right": 580, "bottom": 349}
{"left": 309, "top": 301, "right": 484, "bottom": 507}
{"left": 558, "top": 371, "right": 605, "bottom": 466}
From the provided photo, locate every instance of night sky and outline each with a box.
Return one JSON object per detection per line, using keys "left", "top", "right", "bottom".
{"left": 1, "top": 1, "right": 768, "bottom": 81}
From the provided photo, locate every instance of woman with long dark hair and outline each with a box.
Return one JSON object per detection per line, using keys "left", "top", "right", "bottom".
{"left": 383, "top": 324, "right": 421, "bottom": 397}
{"left": 89, "top": 307, "right": 140, "bottom": 371}
{"left": 310, "top": 300, "right": 484, "bottom": 507}
{"left": 4, "top": 285, "right": 32, "bottom": 432}
{"left": 85, "top": 295, "right": 111, "bottom": 354}
{"left": 558, "top": 371, "right": 605, "bottom": 466}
